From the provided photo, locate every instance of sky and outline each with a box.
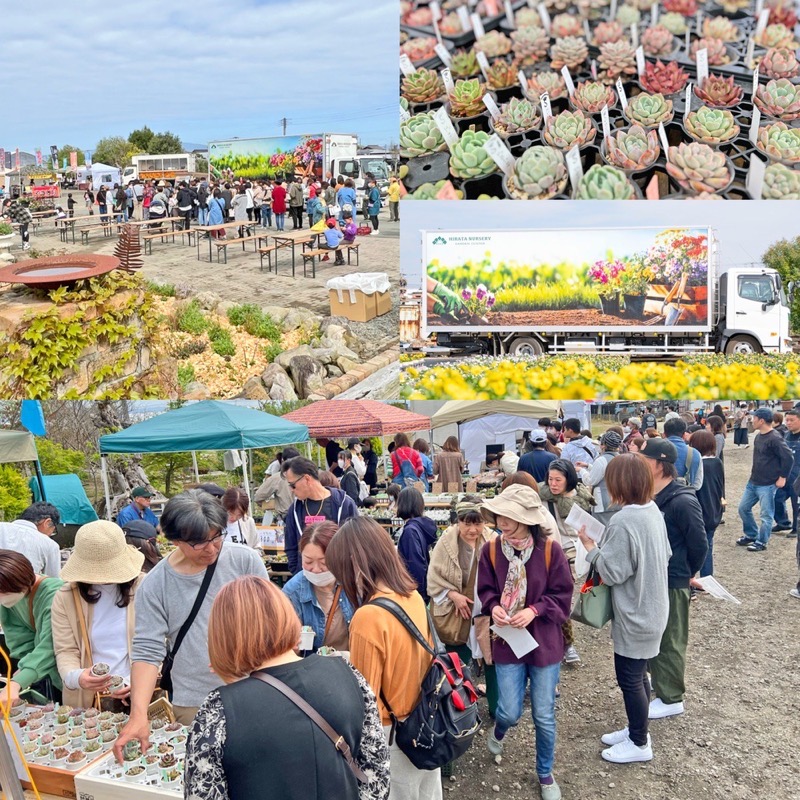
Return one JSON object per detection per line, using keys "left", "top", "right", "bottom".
{"left": 1, "top": 0, "right": 397, "bottom": 154}
{"left": 401, "top": 202, "right": 800, "bottom": 287}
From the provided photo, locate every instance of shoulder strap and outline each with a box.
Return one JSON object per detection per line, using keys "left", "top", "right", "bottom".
{"left": 250, "top": 671, "right": 367, "bottom": 784}
{"left": 685, "top": 446, "right": 695, "bottom": 472}
{"left": 28, "top": 577, "right": 43, "bottom": 629}
{"left": 171, "top": 557, "right": 218, "bottom": 661}
{"left": 544, "top": 537, "right": 553, "bottom": 572}
{"left": 581, "top": 445, "right": 594, "bottom": 458}
{"left": 366, "top": 597, "right": 439, "bottom": 657}
{"left": 323, "top": 585, "right": 343, "bottom": 645}
{"left": 71, "top": 586, "right": 93, "bottom": 665}
{"left": 489, "top": 536, "right": 497, "bottom": 569}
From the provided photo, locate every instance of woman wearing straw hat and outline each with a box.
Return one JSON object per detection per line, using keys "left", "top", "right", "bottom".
{"left": 51, "top": 520, "right": 145, "bottom": 710}
{"left": 477, "top": 484, "right": 574, "bottom": 800}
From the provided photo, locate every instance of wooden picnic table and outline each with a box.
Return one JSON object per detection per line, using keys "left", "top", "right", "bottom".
{"left": 270, "top": 229, "right": 321, "bottom": 276}
{"left": 195, "top": 220, "right": 259, "bottom": 262}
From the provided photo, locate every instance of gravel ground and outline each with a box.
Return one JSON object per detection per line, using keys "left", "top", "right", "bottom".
{"left": 449, "top": 440, "right": 800, "bottom": 800}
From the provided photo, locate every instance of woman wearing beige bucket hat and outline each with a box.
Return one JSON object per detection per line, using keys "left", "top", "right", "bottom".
{"left": 51, "top": 520, "right": 145, "bottom": 709}
{"left": 476, "top": 484, "right": 574, "bottom": 800}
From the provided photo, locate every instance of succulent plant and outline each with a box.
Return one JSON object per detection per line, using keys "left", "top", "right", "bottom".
{"left": 512, "top": 26, "right": 551, "bottom": 66}
{"left": 401, "top": 68, "right": 445, "bottom": 104}
{"left": 524, "top": 70, "right": 568, "bottom": 100}
{"left": 552, "top": 13, "right": 583, "bottom": 37}
{"left": 624, "top": 92, "right": 674, "bottom": 127}
{"left": 616, "top": 4, "right": 641, "bottom": 25}
{"left": 690, "top": 38, "right": 730, "bottom": 66}
{"left": 515, "top": 7, "right": 542, "bottom": 26}
{"left": 438, "top": 12, "right": 464, "bottom": 36}
{"left": 641, "top": 25, "right": 675, "bottom": 56}
{"left": 403, "top": 7, "right": 433, "bottom": 26}
{"left": 666, "top": 142, "right": 733, "bottom": 193}
{"left": 542, "top": 0, "right": 574, "bottom": 11}
{"left": 474, "top": 30, "right": 512, "bottom": 58}
{"left": 550, "top": 36, "right": 590, "bottom": 71}
{"left": 576, "top": 164, "right": 637, "bottom": 198}
{"left": 717, "top": 0, "right": 749, "bottom": 12}
{"left": 755, "top": 23, "right": 799, "bottom": 49}
{"left": 448, "top": 79, "right": 487, "bottom": 118}
{"left": 450, "top": 50, "right": 480, "bottom": 79}
{"left": 702, "top": 16, "right": 740, "bottom": 42}
{"left": 542, "top": 109, "right": 597, "bottom": 149}
{"left": 762, "top": 162, "right": 800, "bottom": 199}
{"left": 604, "top": 125, "right": 660, "bottom": 170}
{"left": 507, "top": 146, "right": 568, "bottom": 199}
{"left": 449, "top": 130, "right": 498, "bottom": 178}
{"left": 593, "top": 20, "right": 626, "bottom": 45}
{"left": 693, "top": 74, "right": 744, "bottom": 108}
{"left": 640, "top": 60, "right": 689, "bottom": 94}
{"left": 755, "top": 79, "right": 800, "bottom": 121}
{"left": 487, "top": 60, "right": 518, "bottom": 89}
{"left": 659, "top": 12, "right": 688, "bottom": 34}
{"left": 632, "top": 0, "right": 658, "bottom": 9}
{"left": 401, "top": 37, "right": 438, "bottom": 63}
{"left": 571, "top": 81, "right": 617, "bottom": 113}
{"left": 494, "top": 97, "right": 541, "bottom": 135}
{"left": 577, "top": 0, "right": 612, "bottom": 18}
{"left": 760, "top": 47, "right": 800, "bottom": 80}
{"left": 685, "top": 106, "right": 740, "bottom": 144}
{"left": 663, "top": 0, "right": 697, "bottom": 15}
{"left": 757, "top": 122, "right": 800, "bottom": 164}
{"left": 767, "top": 1, "right": 798, "bottom": 29}
{"left": 597, "top": 40, "right": 637, "bottom": 84}
{"left": 399, "top": 112, "right": 447, "bottom": 157}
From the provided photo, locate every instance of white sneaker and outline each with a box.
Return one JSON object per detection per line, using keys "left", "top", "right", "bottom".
{"left": 487, "top": 730, "right": 504, "bottom": 756}
{"left": 22, "top": 243, "right": 30, "bottom": 250}
{"left": 370, "top": 229, "right": 380, "bottom": 235}
{"left": 601, "top": 726, "right": 629, "bottom": 746}
{"left": 602, "top": 734, "right": 653, "bottom": 763}
{"left": 790, "top": 588, "right": 800, "bottom": 600}
{"left": 563, "top": 645, "right": 581, "bottom": 664}
{"left": 648, "top": 698, "right": 684, "bottom": 719}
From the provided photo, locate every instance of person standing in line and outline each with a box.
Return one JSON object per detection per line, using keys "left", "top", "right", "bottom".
{"left": 288, "top": 178, "right": 304, "bottom": 229}
{"left": 560, "top": 419, "right": 598, "bottom": 467}
{"left": 176, "top": 181, "right": 195, "bottom": 231}
{"left": 116, "top": 487, "right": 159, "bottom": 528}
{"left": 231, "top": 186, "right": 249, "bottom": 238}
{"left": 367, "top": 179, "right": 381, "bottom": 235}
{"left": 705, "top": 415, "right": 726, "bottom": 462}
{"left": 221, "top": 488, "right": 259, "bottom": 548}
{"left": 361, "top": 439, "right": 379, "bottom": 493}
{"left": 244, "top": 181, "right": 255, "bottom": 222}
{"left": 338, "top": 450, "right": 363, "bottom": 509}
{"left": 395, "top": 488, "right": 438, "bottom": 603}
{"left": 733, "top": 403, "right": 750, "bottom": 448}
{"left": 141, "top": 182, "right": 153, "bottom": 221}
{"left": 642, "top": 406, "right": 658, "bottom": 433}
{"left": 0, "top": 502, "right": 62, "bottom": 577}
{"left": 772, "top": 409, "right": 800, "bottom": 538}
{"left": 271, "top": 179, "right": 287, "bottom": 231}
{"left": 206, "top": 189, "right": 226, "bottom": 239}
{"left": 663, "top": 418, "right": 704, "bottom": 490}
{"left": 337, "top": 178, "right": 357, "bottom": 228}
{"left": 387, "top": 176, "right": 400, "bottom": 222}
{"left": 689, "top": 430, "right": 724, "bottom": 581}
{"left": 518, "top": 430, "right": 557, "bottom": 483}
{"left": 220, "top": 184, "right": 233, "bottom": 221}
{"left": 737, "top": 407, "right": 794, "bottom": 552}
{"left": 433, "top": 436, "right": 466, "bottom": 491}
{"left": 577, "top": 430, "right": 622, "bottom": 513}
{"left": 84, "top": 186, "right": 95, "bottom": 215}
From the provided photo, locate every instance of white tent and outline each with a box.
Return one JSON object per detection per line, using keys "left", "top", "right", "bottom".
{"left": 88, "top": 162, "right": 121, "bottom": 189}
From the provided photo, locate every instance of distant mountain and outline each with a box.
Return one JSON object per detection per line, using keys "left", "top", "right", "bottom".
{"left": 182, "top": 142, "right": 208, "bottom": 153}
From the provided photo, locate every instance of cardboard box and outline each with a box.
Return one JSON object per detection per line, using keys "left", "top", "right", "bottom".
{"left": 329, "top": 289, "right": 378, "bottom": 323}
{"left": 375, "top": 290, "right": 392, "bottom": 317}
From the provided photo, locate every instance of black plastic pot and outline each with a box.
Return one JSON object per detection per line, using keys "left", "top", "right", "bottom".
{"left": 623, "top": 294, "right": 647, "bottom": 317}
{"left": 461, "top": 172, "right": 504, "bottom": 199}
{"left": 599, "top": 294, "right": 621, "bottom": 315}
{"left": 403, "top": 151, "right": 452, "bottom": 192}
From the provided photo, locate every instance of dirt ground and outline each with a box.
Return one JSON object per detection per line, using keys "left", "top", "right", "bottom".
{"left": 450, "top": 441, "right": 800, "bottom": 800}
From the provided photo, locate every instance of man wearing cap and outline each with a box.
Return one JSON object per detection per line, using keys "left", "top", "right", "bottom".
{"left": 577, "top": 430, "right": 622, "bottom": 513}
{"left": 640, "top": 438, "right": 707, "bottom": 720}
{"left": 642, "top": 406, "right": 658, "bottom": 433}
{"left": 0, "top": 502, "right": 62, "bottom": 577}
{"left": 663, "top": 418, "right": 704, "bottom": 490}
{"left": 116, "top": 488, "right": 159, "bottom": 529}
{"left": 737, "top": 407, "right": 794, "bottom": 552}
{"left": 560, "top": 419, "right": 598, "bottom": 468}
{"left": 519, "top": 430, "right": 557, "bottom": 483}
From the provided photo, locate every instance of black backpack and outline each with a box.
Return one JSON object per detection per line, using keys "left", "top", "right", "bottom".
{"left": 367, "top": 597, "right": 480, "bottom": 770}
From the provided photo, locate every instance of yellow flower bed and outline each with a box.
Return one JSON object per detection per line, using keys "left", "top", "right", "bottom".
{"left": 401, "top": 355, "right": 800, "bottom": 400}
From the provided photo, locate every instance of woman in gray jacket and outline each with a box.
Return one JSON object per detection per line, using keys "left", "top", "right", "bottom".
{"left": 577, "top": 454, "right": 671, "bottom": 765}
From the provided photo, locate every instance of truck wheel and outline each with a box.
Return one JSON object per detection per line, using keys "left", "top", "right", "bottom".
{"left": 724, "top": 335, "right": 762, "bottom": 355}
{"left": 508, "top": 337, "right": 544, "bottom": 357}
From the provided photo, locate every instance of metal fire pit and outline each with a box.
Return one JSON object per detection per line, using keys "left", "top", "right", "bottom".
{"left": 0, "top": 255, "right": 121, "bottom": 290}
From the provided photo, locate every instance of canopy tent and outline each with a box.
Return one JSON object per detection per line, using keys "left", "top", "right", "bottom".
{"left": 86, "top": 162, "right": 121, "bottom": 190}
{"left": 29, "top": 475, "right": 98, "bottom": 526}
{"left": 98, "top": 401, "right": 309, "bottom": 519}
{"left": 0, "top": 430, "right": 39, "bottom": 464}
{"left": 283, "top": 401, "right": 431, "bottom": 438}
{"left": 430, "top": 400, "right": 560, "bottom": 429}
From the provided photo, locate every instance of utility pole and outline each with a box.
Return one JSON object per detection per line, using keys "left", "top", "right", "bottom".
{"left": 279, "top": 118, "right": 289, "bottom": 136}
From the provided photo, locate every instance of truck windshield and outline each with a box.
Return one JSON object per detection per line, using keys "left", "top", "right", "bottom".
{"left": 738, "top": 275, "right": 776, "bottom": 304}
{"left": 360, "top": 159, "right": 390, "bottom": 180}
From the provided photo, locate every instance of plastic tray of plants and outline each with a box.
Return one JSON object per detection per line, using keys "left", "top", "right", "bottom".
{"left": 399, "top": 0, "right": 800, "bottom": 199}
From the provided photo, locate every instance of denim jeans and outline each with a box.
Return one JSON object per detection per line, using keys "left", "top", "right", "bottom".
{"left": 275, "top": 212, "right": 285, "bottom": 231}
{"left": 495, "top": 661, "right": 560, "bottom": 778}
{"left": 738, "top": 481, "right": 777, "bottom": 545}
{"left": 700, "top": 527, "right": 716, "bottom": 577}
{"left": 198, "top": 207, "right": 209, "bottom": 226}
{"left": 773, "top": 475, "right": 799, "bottom": 529}
{"left": 260, "top": 206, "right": 272, "bottom": 227}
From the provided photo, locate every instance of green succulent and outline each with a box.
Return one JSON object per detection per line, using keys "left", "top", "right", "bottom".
{"left": 615, "top": 4, "right": 641, "bottom": 25}
{"left": 762, "top": 162, "right": 800, "bottom": 199}
{"left": 449, "top": 79, "right": 487, "bottom": 118}
{"left": 524, "top": 70, "right": 568, "bottom": 100}
{"left": 685, "top": 106, "right": 740, "bottom": 144}
{"left": 507, "top": 146, "right": 568, "bottom": 199}
{"left": 755, "top": 78, "right": 800, "bottom": 121}
{"left": 511, "top": 25, "right": 551, "bottom": 67}
{"left": 449, "top": 130, "right": 499, "bottom": 179}
{"left": 624, "top": 92, "right": 674, "bottom": 127}
{"left": 543, "top": 109, "right": 597, "bottom": 149}
{"left": 757, "top": 122, "right": 800, "bottom": 164}
{"left": 403, "top": 180, "right": 465, "bottom": 200}
{"left": 486, "top": 60, "right": 518, "bottom": 90}
{"left": 550, "top": 36, "right": 590, "bottom": 71}
{"left": 575, "top": 164, "right": 637, "bottom": 199}
{"left": 399, "top": 112, "right": 447, "bottom": 157}
{"left": 474, "top": 30, "right": 512, "bottom": 58}
{"left": 666, "top": 142, "right": 733, "bottom": 193}
{"left": 450, "top": 50, "right": 480, "bottom": 79}
{"left": 494, "top": 97, "right": 541, "bottom": 136}
{"left": 604, "top": 125, "right": 660, "bottom": 170}
{"left": 660, "top": 12, "right": 688, "bottom": 34}
{"left": 571, "top": 81, "right": 616, "bottom": 114}
{"left": 401, "top": 68, "right": 445, "bottom": 104}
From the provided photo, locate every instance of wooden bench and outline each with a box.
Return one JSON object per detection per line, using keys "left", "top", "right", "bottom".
{"left": 211, "top": 233, "right": 258, "bottom": 264}
{"left": 79, "top": 222, "right": 115, "bottom": 244}
{"left": 259, "top": 245, "right": 278, "bottom": 273}
{"left": 345, "top": 242, "right": 360, "bottom": 266}
{"left": 301, "top": 247, "right": 345, "bottom": 278}
{"left": 141, "top": 229, "right": 178, "bottom": 254}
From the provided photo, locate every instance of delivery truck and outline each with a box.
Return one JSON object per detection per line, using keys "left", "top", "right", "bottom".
{"left": 121, "top": 153, "right": 199, "bottom": 185}
{"left": 400, "top": 226, "right": 793, "bottom": 357}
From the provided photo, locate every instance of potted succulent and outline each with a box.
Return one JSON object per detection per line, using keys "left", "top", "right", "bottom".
{"left": 666, "top": 142, "right": 735, "bottom": 194}
{"left": 754, "top": 79, "right": 800, "bottom": 121}
{"left": 401, "top": 69, "right": 445, "bottom": 109}
{"left": 589, "top": 259, "right": 624, "bottom": 314}
{"left": 404, "top": 180, "right": 465, "bottom": 199}
{"left": 550, "top": 36, "right": 590, "bottom": 71}
{"left": 641, "top": 25, "right": 680, "bottom": 57}
{"left": 756, "top": 121, "right": 800, "bottom": 165}
{"left": 511, "top": 26, "right": 550, "bottom": 66}
{"left": 597, "top": 40, "right": 637, "bottom": 84}
{"left": 602, "top": 125, "right": 661, "bottom": 172}
{"left": 400, "top": 112, "right": 447, "bottom": 158}
{"left": 449, "top": 129, "right": 498, "bottom": 179}
{"left": 401, "top": 37, "right": 439, "bottom": 64}
{"left": 659, "top": 12, "right": 688, "bottom": 34}
{"left": 664, "top": 0, "right": 697, "bottom": 16}
{"left": 124, "top": 764, "right": 147, "bottom": 782}
{"left": 523, "top": 70, "right": 568, "bottom": 101}
{"left": 592, "top": 20, "right": 626, "bottom": 46}
{"left": 624, "top": 92, "right": 675, "bottom": 128}
{"left": 689, "top": 38, "right": 733, "bottom": 67}
{"left": 491, "top": 97, "right": 541, "bottom": 138}
{"left": 162, "top": 767, "right": 182, "bottom": 786}
{"left": 448, "top": 79, "right": 490, "bottom": 131}
{"left": 552, "top": 13, "right": 583, "bottom": 37}
{"left": 542, "top": 109, "right": 597, "bottom": 150}
{"left": 640, "top": 60, "right": 689, "bottom": 95}
{"left": 684, "top": 105, "right": 740, "bottom": 145}
{"left": 693, "top": 74, "right": 743, "bottom": 108}
{"left": 65, "top": 750, "right": 87, "bottom": 771}
{"left": 574, "top": 164, "right": 639, "bottom": 199}
{"left": 475, "top": 30, "right": 512, "bottom": 59}
{"left": 157, "top": 741, "right": 175, "bottom": 755}
{"left": 450, "top": 50, "right": 481, "bottom": 79}
{"left": 570, "top": 80, "right": 617, "bottom": 114}
{"left": 503, "top": 146, "right": 569, "bottom": 199}
{"left": 486, "top": 60, "right": 520, "bottom": 102}
{"left": 759, "top": 47, "right": 800, "bottom": 80}
{"left": 616, "top": 4, "right": 641, "bottom": 25}
{"left": 702, "top": 15, "right": 741, "bottom": 41}
{"left": 85, "top": 739, "right": 102, "bottom": 754}
{"left": 761, "top": 163, "right": 800, "bottom": 198}
{"left": 754, "top": 23, "right": 798, "bottom": 49}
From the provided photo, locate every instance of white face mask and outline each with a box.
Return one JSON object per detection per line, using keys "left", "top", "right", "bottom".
{"left": 337, "top": 459, "right": 346, "bottom": 469}
{"left": 303, "top": 569, "right": 336, "bottom": 587}
{"left": 354, "top": 445, "right": 362, "bottom": 454}
{"left": 0, "top": 592, "right": 25, "bottom": 608}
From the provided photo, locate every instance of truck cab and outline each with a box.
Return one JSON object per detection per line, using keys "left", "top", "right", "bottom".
{"left": 333, "top": 155, "right": 391, "bottom": 201}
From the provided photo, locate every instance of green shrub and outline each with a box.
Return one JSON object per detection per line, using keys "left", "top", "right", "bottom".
{"left": 0, "top": 465, "right": 31, "bottom": 522}
{"left": 177, "top": 363, "right": 196, "bottom": 390}
{"left": 208, "top": 325, "right": 236, "bottom": 357}
{"left": 263, "top": 341, "right": 283, "bottom": 362}
{"left": 227, "top": 304, "right": 282, "bottom": 341}
{"left": 176, "top": 299, "right": 209, "bottom": 335}
{"left": 0, "top": 222, "right": 13, "bottom": 235}
{"left": 146, "top": 281, "right": 177, "bottom": 298}
{"left": 36, "top": 439, "right": 88, "bottom": 480}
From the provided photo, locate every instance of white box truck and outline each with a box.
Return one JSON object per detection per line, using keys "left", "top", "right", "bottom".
{"left": 121, "top": 153, "right": 199, "bottom": 185}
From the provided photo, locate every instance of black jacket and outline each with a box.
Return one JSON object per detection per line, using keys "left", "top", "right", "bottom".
{"left": 340, "top": 466, "right": 362, "bottom": 508}
{"left": 397, "top": 516, "right": 438, "bottom": 603}
{"left": 695, "top": 457, "right": 724, "bottom": 533}
{"left": 750, "top": 429, "right": 794, "bottom": 486}
{"left": 655, "top": 481, "right": 708, "bottom": 589}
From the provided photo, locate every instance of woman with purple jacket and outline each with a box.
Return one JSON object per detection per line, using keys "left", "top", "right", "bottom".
{"left": 477, "top": 484, "right": 573, "bottom": 800}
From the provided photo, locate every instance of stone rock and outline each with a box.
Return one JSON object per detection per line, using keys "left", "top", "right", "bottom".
{"left": 183, "top": 381, "right": 210, "bottom": 400}
{"left": 283, "top": 308, "right": 322, "bottom": 333}
{"left": 217, "top": 300, "right": 236, "bottom": 315}
{"left": 337, "top": 356, "right": 362, "bottom": 374}
{"left": 326, "top": 364, "right": 344, "bottom": 379}
{"left": 262, "top": 306, "right": 291, "bottom": 323}
{"left": 321, "top": 319, "right": 361, "bottom": 353}
{"left": 195, "top": 292, "right": 220, "bottom": 311}
{"left": 288, "top": 355, "right": 326, "bottom": 399}
{"left": 309, "top": 347, "right": 335, "bottom": 365}
{"left": 261, "top": 362, "right": 290, "bottom": 391}
{"left": 240, "top": 375, "right": 270, "bottom": 400}
{"left": 275, "top": 344, "right": 315, "bottom": 370}
{"left": 268, "top": 370, "right": 298, "bottom": 401}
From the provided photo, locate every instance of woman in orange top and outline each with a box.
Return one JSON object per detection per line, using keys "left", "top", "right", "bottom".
{"left": 327, "top": 517, "right": 442, "bottom": 800}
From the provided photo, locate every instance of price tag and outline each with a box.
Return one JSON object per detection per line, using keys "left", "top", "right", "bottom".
{"left": 755, "top": 8, "right": 770, "bottom": 39}
{"left": 400, "top": 104, "right": 411, "bottom": 123}
{"left": 583, "top": 18, "right": 592, "bottom": 41}
{"left": 565, "top": 146, "right": 584, "bottom": 189}
{"left": 518, "top": 69, "right": 529, "bottom": 92}
{"left": 601, "top": 104, "right": 611, "bottom": 139}
{"left": 504, "top": 0, "right": 515, "bottom": 26}
{"left": 538, "top": 3, "right": 552, "bottom": 33}
{"left": 476, "top": 51, "right": 491, "bottom": 79}
{"left": 616, "top": 77, "right": 628, "bottom": 110}
{"left": 430, "top": 1, "right": 442, "bottom": 20}
{"left": 696, "top": 9, "right": 703, "bottom": 33}
{"left": 650, "top": 4, "right": 659, "bottom": 25}
{"left": 749, "top": 106, "right": 761, "bottom": 145}
{"left": 755, "top": 0, "right": 764, "bottom": 15}
{"left": 631, "top": 24, "right": 638, "bottom": 49}
{"left": 470, "top": 12, "right": 486, "bottom": 38}
{"left": 483, "top": 134, "right": 516, "bottom": 177}
{"left": 695, "top": 48, "right": 709, "bottom": 86}
{"left": 483, "top": 94, "right": 502, "bottom": 119}
{"left": 561, "top": 65, "right": 576, "bottom": 96}
{"left": 432, "top": 106, "right": 461, "bottom": 148}
{"left": 745, "top": 38, "right": 755, "bottom": 70}
{"left": 658, "top": 122, "right": 669, "bottom": 154}
{"left": 441, "top": 67, "right": 455, "bottom": 95}
{"left": 400, "top": 55, "right": 417, "bottom": 76}
{"left": 752, "top": 66, "right": 760, "bottom": 99}
{"left": 456, "top": 6, "right": 472, "bottom": 31}
{"left": 684, "top": 82, "right": 693, "bottom": 121}
{"left": 610, "top": 0, "right": 618, "bottom": 21}
{"left": 591, "top": 59, "right": 598, "bottom": 80}
{"left": 540, "top": 91, "right": 553, "bottom": 122}
{"left": 435, "top": 43, "right": 452, "bottom": 66}
{"left": 746, "top": 155, "right": 766, "bottom": 200}
{"left": 635, "top": 45, "right": 646, "bottom": 76}
{"left": 685, "top": 28, "right": 691, "bottom": 53}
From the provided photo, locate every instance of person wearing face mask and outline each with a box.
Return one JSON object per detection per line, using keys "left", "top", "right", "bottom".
{"left": 395, "top": 488, "right": 438, "bottom": 604}
{"left": 221, "top": 487, "right": 259, "bottom": 548}
{"left": 338, "top": 451, "right": 363, "bottom": 508}
{"left": 476, "top": 485, "right": 573, "bottom": 800}
{"left": 347, "top": 437, "right": 367, "bottom": 480}
{"left": 0, "top": 549, "right": 64, "bottom": 702}
{"left": 282, "top": 522, "right": 354, "bottom": 655}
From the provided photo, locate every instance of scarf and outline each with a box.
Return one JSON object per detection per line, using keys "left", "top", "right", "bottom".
{"left": 500, "top": 534, "right": 534, "bottom": 615}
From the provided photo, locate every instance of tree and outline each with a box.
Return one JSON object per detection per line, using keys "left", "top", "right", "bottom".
{"left": 0, "top": 464, "right": 31, "bottom": 522}
{"left": 56, "top": 145, "right": 85, "bottom": 168}
{"left": 762, "top": 236, "right": 800, "bottom": 334}
{"left": 148, "top": 132, "right": 183, "bottom": 154}
{"left": 36, "top": 439, "right": 88, "bottom": 480}
{"left": 195, "top": 157, "right": 208, "bottom": 174}
{"left": 128, "top": 126, "right": 155, "bottom": 152}
{"left": 93, "top": 136, "right": 137, "bottom": 168}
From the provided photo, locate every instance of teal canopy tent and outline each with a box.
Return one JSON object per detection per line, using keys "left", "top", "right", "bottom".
{"left": 29, "top": 474, "right": 99, "bottom": 526}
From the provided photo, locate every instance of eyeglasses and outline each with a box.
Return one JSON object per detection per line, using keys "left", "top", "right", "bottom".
{"left": 187, "top": 532, "right": 225, "bottom": 549}
{"left": 286, "top": 475, "right": 306, "bottom": 491}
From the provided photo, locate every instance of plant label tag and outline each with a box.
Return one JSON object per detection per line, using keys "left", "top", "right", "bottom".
{"left": 755, "top": 8, "right": 770, "bottom": 39}
{"left": 746, "top": 154, "right": 766, "bottom": 200}
{"left": 749, "top": 106, "right": 761, "bottom": 145}
{"left": 684, "top": 82, "right": 693, "bottom": 121}
{"left": 400, "top": 55, "right": 416, "bottom": 76}
{"left": 650, "top": 4, "right": 659, "bottom": 25}
{"left": 430, "top": 1, "right": 442, "bottom": 20}
{"left": 476, "top": 51, "right": 491, "bottom": 79}
{"left": 658, "top": 122, "right": 669, "bottom": 154}
{"left": 441, "top": 67, "right": 455, "bottom": 95}
{"left": 505, "top": 0, "right": 515, "bottom": 26}
{"left": 631, "top": 24, "right": 639, "bottom": 48}
{"left": 435, "top": 43, "right": 452, "bottom": 66}
{"left": 483, "top": 94, "right": 502, "bottom": 119}
{"left": 591, "top": 59, "right": 598, "bottom": 79}
{"left": 752, "top": 66, "right": 760, "bottom": 99}
{"left": 610, "top": 0, "right": 618, "bottom": 21}
{"left": 646, "top": 175, "right": 660, "bottom": 200}
{"left": 433, "top": 106, "right": 460, "bottom": 148}
{"left": 583, "top": 18, "right": 592, "bottom": 40}
{"left": 400, "top": 104, "right": 411, "bottom": 123}
{"left": 538, "top": 3, "right": 552, "bottom": 33}
{"left": 635, "top": 46, "right": 646, "bottom": 76}
{"left": 696, "top": 48, "right": 709, "bottom": 85}
{"left": 616, "top": 77, "right": 628, "bottom": 110}
{"left": 685, "top": 27, "right": 691, "bottom": 53}
{"left": 746, "top": 38, "right": 756, "bottom": 71}
{"left": 470, "top": 12, "right": 486, "bottom": 38}
{"left": 540, "top": 91, "right": 553, "bottom": 122}
{"left": 566, "top": 145, "right": 584, "bottom": 188}
{"left": 518, "top": 69, "right": 529, "bottom": 92}
{"left": 457, "top": 6, "right": 472, "bottom": 31}
{"left": 696, "top": 9, "right": 703, "bottom": 33}
{"left": 432, "top": 16, "right": 443, "bottom": 44}
{"left": 601, "top": 104, "right": 611, "bottom": 138}
{"left": 561, "top": 66, "right": 576, "bottom": 96}
{"left": 755, "top": 0, "right": 764, "bottom": 15}
{"left": 484, "top": 134, "right": 516, "bottom": 177}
